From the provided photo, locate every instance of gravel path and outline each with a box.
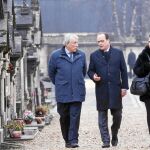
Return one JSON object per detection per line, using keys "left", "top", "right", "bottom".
{"left": 18, "top": 79, "right": 150, "bottom": 150}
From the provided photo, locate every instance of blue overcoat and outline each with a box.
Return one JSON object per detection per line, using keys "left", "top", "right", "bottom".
{"left": 48, "top": 47, "right": 87, "bottom": 103}
{"left": 88, "top": 47, "right": 129, "bottom": 110}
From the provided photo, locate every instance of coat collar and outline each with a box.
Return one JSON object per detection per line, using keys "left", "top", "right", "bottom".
{"left": 96, "top": 47, "right": 112, "bottom": 64}
{"left": 59, "top": 46, "right": 81, "bottom": 62}
{"left": 143, "top": 45, "right": 150, "bottom": 55}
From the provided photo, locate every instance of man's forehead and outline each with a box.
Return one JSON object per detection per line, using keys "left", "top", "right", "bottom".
{"left": 70, "top": 37, "right": 77, "bottom": 42}
{"left": 97, "top": 35, "right": 107, "bottom": 41}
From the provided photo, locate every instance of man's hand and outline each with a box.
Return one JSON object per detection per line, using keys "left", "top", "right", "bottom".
{"left": 121, "top": 89, "right": 127, "bottom": 97}
{"left": 93, "top": 73, "right": 101, "bottom": 81}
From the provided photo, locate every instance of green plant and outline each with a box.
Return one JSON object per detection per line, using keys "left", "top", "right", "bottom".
{"left": 4, "top": 120, "right": 24, "bottom": 131}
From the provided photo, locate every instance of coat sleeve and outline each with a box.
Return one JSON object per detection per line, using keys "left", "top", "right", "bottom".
{"left": 133, "top": 53, "right": 149, "bottom": 77}
{"left": 48, "top": 53, "right": 57, "bottom": 84}
{"left": 83, "top": 53, "right": 87, "bottom": 77}
{"left": 120, "top": 51, "right": 129, "bottom": 89}
{"left": 87, "top": 54, "right": 96, "bottom": 82}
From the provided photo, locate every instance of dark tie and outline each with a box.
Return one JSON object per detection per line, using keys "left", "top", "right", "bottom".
{"left": 70, "top": 52, "right": 73, "bottom": 61}
{"left": 104, "top": 51, "right": 109, "bottom": 62}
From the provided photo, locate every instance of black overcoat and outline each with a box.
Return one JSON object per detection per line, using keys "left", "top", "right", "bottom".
{"left": 133, "top": 46, "right": 150, "bottom": 102}
{"left": 88, "top": 47, "right": 129, "bottom": 110}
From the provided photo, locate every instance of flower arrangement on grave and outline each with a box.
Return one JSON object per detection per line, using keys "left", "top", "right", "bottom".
{"left": 4, "top": 120, "right": 24, "bottom": 138}
{"left": 23, "top": 110, "right": 34, "bottom": 124}
{"left": 35, "top": 105, "right": 48, "bottom": 117}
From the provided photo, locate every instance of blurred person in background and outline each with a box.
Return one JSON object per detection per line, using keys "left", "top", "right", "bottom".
{"left": 48, "top": 33, "right": 87, "bottom": 148}
{"left": 127, "top": 49, "right": 136, "bottom": 78}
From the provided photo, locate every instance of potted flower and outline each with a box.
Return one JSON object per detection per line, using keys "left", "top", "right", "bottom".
{"left": 23, "top": 110, "right": 34, "bottom": 124}
{"left": 35, "top": 105, "right": 48, "bottom": 117}
{"left": 4, "top": 120, "right": 24, "bottom": 138}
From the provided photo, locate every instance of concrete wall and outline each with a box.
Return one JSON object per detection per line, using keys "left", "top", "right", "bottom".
{"left": 42, "top": 33, "right": 146, "bottom": 75}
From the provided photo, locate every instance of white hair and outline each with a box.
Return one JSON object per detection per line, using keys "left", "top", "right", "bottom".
{"left": 63, "top": 33, "right": 78, "bottom": 45}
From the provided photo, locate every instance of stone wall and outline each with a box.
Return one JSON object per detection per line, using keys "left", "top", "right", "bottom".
{"left": 42, "top": 33, "right": 147, "bottom": 75}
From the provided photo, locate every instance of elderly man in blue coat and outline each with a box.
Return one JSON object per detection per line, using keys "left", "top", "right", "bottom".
{"left": 88, "top": 33, "right": 128, "bottom": 148}
{"left": 48, "top": 33, "right": 87, "bottom": 148}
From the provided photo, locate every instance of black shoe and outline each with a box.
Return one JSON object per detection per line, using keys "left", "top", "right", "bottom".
{"left": 102, "top": 143, "right": 110, "bottom": 148}
{"left": 111, "top": 136, "right": 118, "bottom": 146}
{"left": 65, "top": 143, "right": 79, "bottom": 148}
{"left": 65, "top": 143, "right": 70, "bottom": 148}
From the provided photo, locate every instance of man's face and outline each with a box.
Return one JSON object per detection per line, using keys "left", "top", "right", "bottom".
{"left": 66, "top": 37, "right": 78, "bottom": 52}
{"left": 97, "top": 34, "right": 110, "bottom": 51}
{"left": 148, "top": 38, "right": 150, "bottom": 48}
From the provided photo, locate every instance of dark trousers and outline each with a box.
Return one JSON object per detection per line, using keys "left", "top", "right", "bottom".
{"left": 57, "top": 102, "right": 82, "bottom": 144}
{"left": 98, "top": 109, "right": 122, "bottom": 144}
{"left": 129, "top": 66, "right": 134, "bottom": 78}
{"left": 145, "top": 99, "right": 150, "bottom": 134}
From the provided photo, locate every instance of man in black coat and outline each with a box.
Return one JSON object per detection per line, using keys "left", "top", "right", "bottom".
{"left": 88, "top": 33, "right": 129, "bottom": 148}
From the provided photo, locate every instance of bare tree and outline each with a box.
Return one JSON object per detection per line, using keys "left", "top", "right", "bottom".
{"left": 23, "top": 0, "right": 27, "bottom": 6}
{"left": 111, "top": 0, "right": 121, "bottom": 38}
{"left": 0, "top": 0, "right": 4, "bottom": 19}
{"left": 31, "top": 0, "right": 39, "bottom": 5}
{"left": 122, "top": 1, "right": 127, "bottom": 37}
{"left": 141, "top": 0, "right": 150, "bottom": 38}
{"left": 130, "top": 4, "right": 137, "bottom": 37}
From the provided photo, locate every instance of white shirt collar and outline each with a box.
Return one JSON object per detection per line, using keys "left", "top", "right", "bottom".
{"left": 104, "top": 46, "right": 110, "bottom": 52}
{"left": 65, "top": 48, "right": 71, "bottom": 56}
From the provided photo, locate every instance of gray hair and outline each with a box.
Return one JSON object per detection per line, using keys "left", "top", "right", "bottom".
{"left": 63, "top": 33, "right": 78, "bottom": 45}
